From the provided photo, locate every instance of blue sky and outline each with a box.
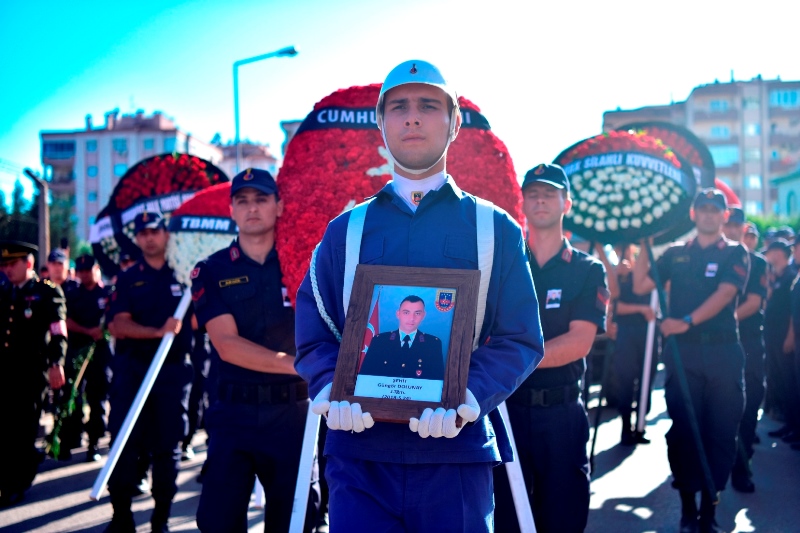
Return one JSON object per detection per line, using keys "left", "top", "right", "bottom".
{"left": 2, "top": 0, "right": 799, "bottom": 203}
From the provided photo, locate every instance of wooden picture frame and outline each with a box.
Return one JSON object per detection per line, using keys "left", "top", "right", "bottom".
{"left": 331, "top": 264, "right": 480, "bottom": 424}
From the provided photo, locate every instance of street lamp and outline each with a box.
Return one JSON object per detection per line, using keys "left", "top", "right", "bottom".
{"left": 23, "top": 168, "right": 50, "bottom": 263}
{"left": 233, "top": 46, "right": 298, "bottom": 174}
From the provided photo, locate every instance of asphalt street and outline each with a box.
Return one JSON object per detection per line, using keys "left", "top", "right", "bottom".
{"left": 2, "top": 368, "right": 799, "bottom": 532}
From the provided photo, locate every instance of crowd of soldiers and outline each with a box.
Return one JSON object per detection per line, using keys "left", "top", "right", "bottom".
{"left": 2, "top": 58, "right": 800, "bottom": 533}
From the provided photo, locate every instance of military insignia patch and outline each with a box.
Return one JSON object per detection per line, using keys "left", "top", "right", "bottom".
{"left": 705, "top": 263, "right": 718, "bottom": 277}
{"left": 230, "top": 247, "right": 240, "bottom": 261}
{"left": 219, "top": 276, "right": 249, "bottom": 288}
{"left": 533, "top": 164, "right": 546, "bottom": 175}
{"left": 435, "top": 289, "right": 456, "bottom": 312}
{"left": 412, "top": 191, "right": 423, "bottom": 205}
{"left": 190, "top": 267, "right": 200, "bottom": 279}
{"left": 243, "top": 168, "right": 254, "bottom": 181}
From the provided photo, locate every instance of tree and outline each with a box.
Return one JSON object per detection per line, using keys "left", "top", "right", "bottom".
{"left": 48, "top": 194, "right": 77, "bottom": 252}
{"left": 10, "top": 179, "right": 29, "bottom": 215}
{"left": 0, "top": 190, "right": 7, "bottom": 216}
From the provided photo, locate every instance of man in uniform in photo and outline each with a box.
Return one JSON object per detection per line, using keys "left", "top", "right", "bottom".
{"left": 359, "top": 295, "right": 445, "bottom": 380}
{"left": 494, "top": 163, "right": 609, "bottom": 533}
{"left": 633, "top": 188, "right": 749, "bottom": 533}
{"left": 0, "top": 238, "right": 67, "bottom": 507}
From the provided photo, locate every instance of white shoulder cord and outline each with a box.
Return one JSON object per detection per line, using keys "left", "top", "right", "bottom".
{"left": 474, "top": 198, "right": 495, "bottom": 350}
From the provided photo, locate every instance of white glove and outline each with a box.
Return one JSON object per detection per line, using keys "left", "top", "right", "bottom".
{"left": 311, "top": 383, "right": 375, "bottom": 432}
{"left": 409, "top": 388, "right": 480, "bottom": 438}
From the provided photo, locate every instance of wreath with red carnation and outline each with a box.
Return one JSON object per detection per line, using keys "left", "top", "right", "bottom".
{"left": 90, "top": 153, "right": 229, "bottom": 276}
{"left": 276, "top": 84, "right": 522, "bottom": 305}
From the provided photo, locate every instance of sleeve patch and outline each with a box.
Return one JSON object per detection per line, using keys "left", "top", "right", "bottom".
{"left": 734, "top": 265, "right": 747, "bottom": 278}
{"left": 596, "top": 287, "right": 610, "bottom": 311}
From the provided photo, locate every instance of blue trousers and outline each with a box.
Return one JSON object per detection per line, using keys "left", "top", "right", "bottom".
{"left": 493, "top": 400, "right": 590, "bottom": 533}
{"left": 196, "top": 398, "right": 319, "bottom": 533}
{"left": 107, "top": 356, "right": 192, "bottom": 502}
{"left": 732, "top": 334, "right": 764, "bottom": 481}
{"left": 613, "top": 323, "right": 659, "bottom": 420}
{"left": 326, "top": 455, "right": 494, "bottom": 533}
{"left": 664, "top": 340, "right": 744, "bottom": 492}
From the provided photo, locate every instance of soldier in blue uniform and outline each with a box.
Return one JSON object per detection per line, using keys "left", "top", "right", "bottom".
{"left": 359, "top": 295, "right": 445, "bottom": 380}
{"left": 763, "top": 239, "right": 800, "bottom": 443}
{"left": 63, "top": 254, "right": 113, "bottom": 462}
{"left": 0, "top": 239, "right": 67, "bottom": 507}
{"left": 633, "top": 189, "right": 749, "bottom": 533}
{"left": 193, "top": 168, "right": 319, "bottom": 533}
{"left": 722, "top": 207, "right": 768, "bottom": 492}
{"left": 105, "top": 212, "right": 193, "bottom": 533}
{"left": 494, "top": 163, "right": 609, "bottom": 533}
{"left": 295, "top": 60, "right": 544, "bottom": 533}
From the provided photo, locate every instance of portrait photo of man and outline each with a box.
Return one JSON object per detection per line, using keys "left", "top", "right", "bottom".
{"left": 359, "top": 295, "right": 445, "bottom": 381}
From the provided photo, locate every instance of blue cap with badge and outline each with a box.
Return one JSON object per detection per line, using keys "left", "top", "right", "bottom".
{"left": 230, "top": 168, "right": 278, "bottom": 197}
{"left": 47, "top": 248, "right": 69, "bottom": 263}
{"left": 133, "top": 211, "right": 166, "bottom": 234}
{"left": 521, "top": 163, "right": 570, "bottom": 193}
{"left": 693, "top": 188, "right": 727, "bottom": 211}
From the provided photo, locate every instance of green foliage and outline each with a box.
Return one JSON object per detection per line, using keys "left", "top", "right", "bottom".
{"left": 48, "top": 195, "right": 77, "bottom": 252}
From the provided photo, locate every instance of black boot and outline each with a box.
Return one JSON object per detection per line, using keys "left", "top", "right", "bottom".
{"left": 151, "top": 500, "right": 172, "bottom": 532}
{"left": 679, "top": 490, "right": 698, "bottom": 533}
{"left": 105, "top": 494, "right": 135, "bottom": 533}
{"left": 698, "top": 491, "right": 722, "bottom": 533}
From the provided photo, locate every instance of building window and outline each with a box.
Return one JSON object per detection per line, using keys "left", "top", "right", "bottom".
{"left": 772, "top": 150, "right": 780, "bottom": 160}
{"left": 42, "top": 141, "right": 76, "bottom": 159}
{"left": 164, "top": 138, "right": 176, "bottom": 152}
{"left": 87, "top": 165, "right": 98, "bottom": 177}
{"left": 769, "top": 89, "right": 800, "bottom": 108}
{"left": 745, "top": 124, "right": 761, "bottom": 136}
{"left": 742, "top": 97, "right": 760, "bottom": 109}
{"left": 746, "top": 175, "right": 762, "bottom": 189}
{"left": 143, "top": 138, "right": 154, "bottom": 150}
{"left": 114, "top": 163, "right": 128, "bottom": 177}
{"left": 86, "top": 140, "right": 97, "bottom": 152}
{"left": 112, "top": 139, "right": 127, "bottom": 154}
{"left": 744, "top": 148, "right": 761, "bottom": 162}
{"left": 710, "top": 126, "right": 730, "bottom": 138}
{"left": 88, "top": 191, "right": 98, "bottom": 202}
{"left": 708, "top": 145, "right": 739, "bottom": 167}
{"left": 745, "top": 201, "right": 763, "bottom": 215}
{"left": 710, "top": 100, "right": 729, "bottom": 112}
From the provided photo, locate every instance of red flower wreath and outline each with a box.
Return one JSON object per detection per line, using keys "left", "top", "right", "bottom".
{"left": 276, "top": 84, "right": 522, "bottom": 306}
{"left": 556, "top": 130, "right": 682, "bottom": 169}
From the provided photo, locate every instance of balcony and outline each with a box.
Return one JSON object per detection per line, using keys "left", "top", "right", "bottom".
{"left": 769, "top": 107, "right": 800, "bottom": 119}
{"left": 704, "top": 135, "right": 740, "bottom": 145}
{"left": 693, "top": 109, "right": 739, "bottom": 121}
{"left": 770, "top": 159, "right": 799, "bottom": 174}
{"left": 769, "top": 133, "right": 800, "bottom": 150}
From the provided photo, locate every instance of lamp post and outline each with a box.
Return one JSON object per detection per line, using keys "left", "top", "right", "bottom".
{"left": 23, "top": 168, "right": 50, "bottom": 264}
{"left": 234, "top": 46, "right": 298, "bottom": 174}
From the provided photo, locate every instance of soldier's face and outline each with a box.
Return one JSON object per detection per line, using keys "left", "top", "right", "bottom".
{"left": 742, "top": 233, "right": 758, "bottom": 251}
{"left": 47, "top": 260, "right": 68, "bottom": 284}
{"left": 522, "top": 182, "right": 571, "bottom": 230}
{"left": 723, "top": 222, "right": 744, "bottom": 242}
{"left": 76, "top": 267, "right": 98, "bottom": 287}
{"left": 396, "top": 301, "right": 425, "bottom": 333}
{"left": 231, "top": 189, "right": 283, "bottom": 237}
{"left": 135, "top": 228, "right": 168, "bottom": 258}
{"left": 1, "top": 257, "right": 32, "bottom": 285}
{"left": 692, "top": 205, "right": 726, "bottom": 235}
{"left": 382, "top": 84, "right": 459, "bottom": 179}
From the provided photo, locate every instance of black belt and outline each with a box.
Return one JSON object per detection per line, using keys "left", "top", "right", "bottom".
{"left": 678, "top": 331, "right": 739, "bottom": 345}
{"left": 508, "top": 383, "right": 582, "bottom": 408}
{"left": 218, "top": 381, "right": 309, "bottom": 405}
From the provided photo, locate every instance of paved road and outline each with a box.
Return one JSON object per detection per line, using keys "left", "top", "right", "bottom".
{"left": 2, "top": 368, "right": 799, "bottom": 532}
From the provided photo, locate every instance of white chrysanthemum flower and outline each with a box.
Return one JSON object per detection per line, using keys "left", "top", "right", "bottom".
{"left": 653, "top": 206, "right": 664, "bottom": 218}
{"left": 632, "top": 203, "right": 642, "bottom": 214}
{"left": 595, "top": 220, "right": 606, "bottom": 231}
{"left": 631, "top": 218, "right": 642, "bottom": 228}
{"left": 662, "top": 201, "right": 672, "bottom": 211}
{"left": 579, "top": 201, "right": 589, "bottom": 211}
{"left": 598, "top": 196, "right": 608, "bottom": 205}
{"left": 644, "top": 170, "right": 653, "bottom": 177}
{"left": 612, "top": 206, "right": 621, "bottom": 217}
{"left": 573, "top": 214, "right": 584, "bottom": 224}
{"left": 607, "top": 219, "right": 619, "bottom": 231}
{"left": 620, "top": 219, "right": 630, "bottom": 229}
{"left": 642, "top": 197, "right": 654, "bottom": 208}
{"left": 630, "top": 190, "right": 639, "bottom": 201}
{"left": 597, "top": 209, "right": 607, "bottom": 219}
{"left": 584, "top": 217, "right": 594, "bottom": 228}
{"left": 622, "top": 205, "right": 632, "bottom": 217}
{"left": 588, "top": 205, "right": 598, "bottom": 214}
{"left": 167, "top": 231, "right": 236, "bottom": 286}
{"left": 643, "top": 213, "right": 654, "bottom": 224}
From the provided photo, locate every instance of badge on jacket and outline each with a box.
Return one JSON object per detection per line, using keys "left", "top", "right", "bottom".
{"left": 545, "top": 289, "right": 562, "bottom": 309}
{"left": 705, "top": 263, "right": 718, "bottom": 278}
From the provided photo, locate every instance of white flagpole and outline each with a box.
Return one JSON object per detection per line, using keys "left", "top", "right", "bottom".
{"left": 289, "top": 402, "right": 320, "bottom": 533}
{"left": 636, "top": 290, "right": 658, "bottom": 433}
{"left": 90, "top": 291, "right": 192, "bottom": 501}
{"left": 499, "top": 401, "right": 537, "bottom": 533}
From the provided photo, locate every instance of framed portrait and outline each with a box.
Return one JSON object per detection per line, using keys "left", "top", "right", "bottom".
{"left": 331, "top": 264, "right": 480, "bottom": 424}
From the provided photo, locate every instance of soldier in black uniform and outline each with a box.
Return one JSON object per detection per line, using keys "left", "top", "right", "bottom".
{"left": 633, "top": 189, "right": 749, "bottom": 533}
{"left": 722, "top": 207, "right": 768, "bottom": 492}
{"left": 359, "top": 295, "right": 445, "bottom": 380}
{"left": 494, "top": 164, "right": 608, "bottom": 533}
{"left": 64, "top": 254, "right": 113, "bottom": 462}
{"left": 763, "top": 239, "right": 800, "bottom": 443}
{"left": 192, "top": 169, "right": 319, "bottom": 533}
{"left": 0, "top": 239, "right": 67, "bottom": 507}
{"left": 105, "top": 212, "right": 193, "bottom": 533}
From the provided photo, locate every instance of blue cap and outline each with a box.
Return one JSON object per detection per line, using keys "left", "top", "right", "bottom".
{"left": 47, "top": 248, "right": 69, "bottom": 263}
{"left": 693, "top": 188, "right": 727, "bottom": 211}
{"left": 767, "top": 238, "right": 792, "bottom": 257}
{"left": 75, "top": 254, "right": 97, "bottom": 271}
{"left": 133, "top": 211, "right": 166, "bottom": 234}
{"left": 727, "top": 207, "right": 745, "bottom": 225}
{"left": 522, "top": 163, "right": 570, "bottom": 192}
{"left": 231, "top": 168, "right": 278, "bottom": 197}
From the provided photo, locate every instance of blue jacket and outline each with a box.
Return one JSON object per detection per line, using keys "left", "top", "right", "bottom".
{"left": 294, "top": 178, "right": 544, "bottom": 464}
